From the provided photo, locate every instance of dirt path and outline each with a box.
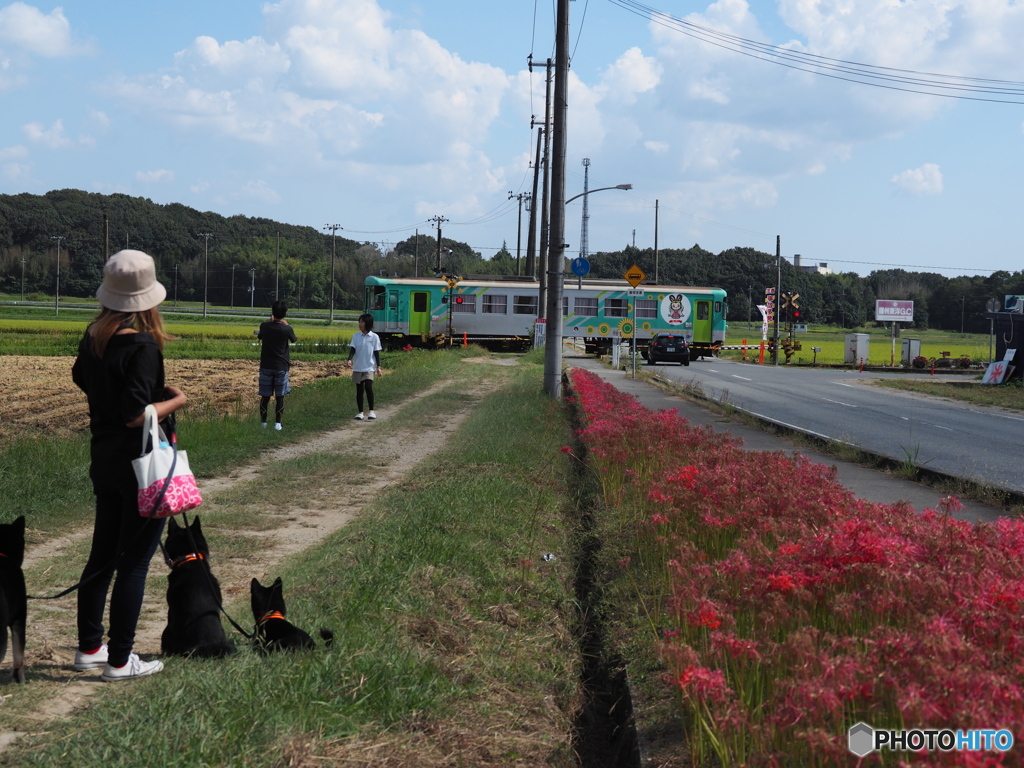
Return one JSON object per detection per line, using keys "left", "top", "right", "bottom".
{"left": 1, "top": 364, "right": 512, "bottom": 753}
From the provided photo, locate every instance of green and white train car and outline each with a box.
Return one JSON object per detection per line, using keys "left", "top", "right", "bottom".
{"left": 363, "top": 275, "right": 728, "bottom": 355}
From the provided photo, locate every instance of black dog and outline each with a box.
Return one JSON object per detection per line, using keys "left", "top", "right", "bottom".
{"left": 161, "top": 516, "right": 236, "bottom": 658}
{"left": 0, "top": 516, "right": 26, "bottom": 683}
{"left": 250, "top": 577, "right": 333, "bottom": 653}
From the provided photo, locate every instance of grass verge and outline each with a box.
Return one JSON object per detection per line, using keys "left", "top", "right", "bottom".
{"left": 2, "top": 351, "right": 581, "bottom": 768}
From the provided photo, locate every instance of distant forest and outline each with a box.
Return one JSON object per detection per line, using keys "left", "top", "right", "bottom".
{"left": 2, "top": 188, "right": 1023, "bottom": 332}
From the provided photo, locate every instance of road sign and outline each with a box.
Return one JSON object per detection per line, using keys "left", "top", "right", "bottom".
{"left": 623, "top": 264, "right": 646, "bottom": 288}
{"left": 571, "top": 257, "right": 590, "bottom": 277}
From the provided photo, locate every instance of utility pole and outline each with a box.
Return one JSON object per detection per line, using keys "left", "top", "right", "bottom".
{"left": 632, "top": 229, "right": 636, "bottom": 248}
{"left": 654, "top": 199, "right": 660, "bottom": 283}
{"left": 250, "top": 267, "right": 256, "bottom": 309}
{"left": 525, "top": 123, "right": 542, "bottom": 279}
{"left": 21, "top": 256, "right": 26, "bottom": 302}
{"left": 199, "top": 232, "right": 213, "bottom": 318}
{"left": 429, "top": 216, "right": 447, "bottom": 274}
{"left": 50, "top": 235, "right": 64, "bottom": 316}
{"left": 103, "top": 213, "right": 110, "bottom": 259}
{"left": 579, "top": 159, "right": 590, "bottom": 270}
{"left": 414, "top": 229, "right": 420, "bottom": 278}
{"left": 174, "top": 264, "right": 179, "bottom": 306}
{"left": 323, "top": 224, "right": 343, "bottom": 323}
{"left": 509, "top": 191, "right": 530, "bottom": 277}
{"left": 537, "top": 58, "right": 554, "bottom": 321}
{"left": 231, "top": 264, "right": 236, "bottom": 309}
{"left": 275, "top": 231, "right": 281, "bottom": 301}
{"left": 543, "top": 0, "right": 570, "bottom": 398}
{"left": 297, "top": 269, "right": 303, "bottom": 308}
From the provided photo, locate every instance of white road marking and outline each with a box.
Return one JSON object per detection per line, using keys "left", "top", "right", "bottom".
{"left": 822, "top": 398, "right": 857, "bottom": 408}
{"left": 731, "top": 375, "right": 751, "bottom": 381}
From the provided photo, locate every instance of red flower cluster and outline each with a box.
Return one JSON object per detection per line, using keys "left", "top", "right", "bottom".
{"left": 567, "top": 367, "right": 1024, "bottom": 766}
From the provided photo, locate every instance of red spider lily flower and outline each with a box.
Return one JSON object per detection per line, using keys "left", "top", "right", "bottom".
{"left": 673, "top": 665, "right": 733, "bottom": 703}
{"left": 651, "top": 513, "right": 670, "bottom": 525}
{"left": 559, "top": 445, "right": 573, "bottom": 454}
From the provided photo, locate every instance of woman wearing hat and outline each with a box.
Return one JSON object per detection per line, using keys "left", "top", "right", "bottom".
{"left": 71, "top": 250, "right": 186, "bottom": 681}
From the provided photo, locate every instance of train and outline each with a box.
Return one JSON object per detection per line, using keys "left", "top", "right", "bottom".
{"left": 362, "top": 274, "right": 728, "bottom": 356}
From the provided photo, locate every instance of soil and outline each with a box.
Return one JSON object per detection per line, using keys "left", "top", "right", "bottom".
{"left": 0, "top": 357, "right": 525, "bottom": 761}
{"left": 0, "top": 355, "right": 348, "bottom": 438}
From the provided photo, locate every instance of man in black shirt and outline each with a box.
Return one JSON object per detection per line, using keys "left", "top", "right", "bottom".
{"left": 257, "top": 301, "right": 297, "bottom": 430}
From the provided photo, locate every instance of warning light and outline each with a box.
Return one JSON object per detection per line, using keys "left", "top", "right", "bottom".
{"left": 793, "top": 310, "right": 800, "bottom": 319}
{"left": 455, "top": 296, "right": 464, "bottom": 304}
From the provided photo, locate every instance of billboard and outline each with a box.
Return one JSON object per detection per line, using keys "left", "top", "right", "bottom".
{"left": 875, "top": 300, "right": 914, "bottom": 323}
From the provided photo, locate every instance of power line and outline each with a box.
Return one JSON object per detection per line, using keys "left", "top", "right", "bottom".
{"left": 606, "top": 0, "right": 1024, "bottom": 103}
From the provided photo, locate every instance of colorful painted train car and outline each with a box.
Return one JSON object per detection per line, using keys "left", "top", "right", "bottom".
{"left": 363, "top": 275, "right": 728, "bottom": 355}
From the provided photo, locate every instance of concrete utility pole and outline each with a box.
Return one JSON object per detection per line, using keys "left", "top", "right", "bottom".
{"left": 199, "top": 232, "right": 213, "bottom": 318}
{"left": 323, "top": 224, "right": 343, "bottom": 323}
{"left": 430, "top": 215, "right": 447, "bottom": 274}
{"left": 525, "top": 124, "right": 542, "bottom": 279}
{"left": 654, "top": 199, "right": 660, "bottom": 283}
{"left": 21, "top": 256, "right": 26, "bottom": 302}
{"left": 275, "top": 231, "right": 281, "bottom": 301}
{"left": 774, "top": 235, "right": 781, "bottom": 366}
{"left": 537, "top": 58, "right": 554, "bottom": 321}
{"left": 579, "top": 159, "right": 590, "bottom": 266}
{"left": 543, "top": 0, "right": 570, "bottom": 399}
{"left": 250, "top": 268, "right": 256, "bottom": 309}
{"left": 50, "top": 235, "right": 64, "bottom": 316}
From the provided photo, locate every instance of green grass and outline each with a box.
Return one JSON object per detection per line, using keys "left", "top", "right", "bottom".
{"left": 723, "top": 325, "right": 991, "bottom": 366}
{"left": 871, "top": 376, "right": 1024, "bottom": 411}
{"left": 3, "top": 352, "right": 579, "bottom": 767}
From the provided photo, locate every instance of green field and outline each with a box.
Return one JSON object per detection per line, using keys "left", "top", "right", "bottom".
{"left": 722, "top": 324, "right": 991, "bottom": 367}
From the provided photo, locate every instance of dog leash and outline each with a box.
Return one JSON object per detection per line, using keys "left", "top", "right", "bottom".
{"left": 175, "top": 511, "right": 254, "bottom": 641}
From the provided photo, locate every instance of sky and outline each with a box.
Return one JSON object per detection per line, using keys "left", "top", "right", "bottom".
{"left": 2, "top": 0, "right": 1024, "bottom": 278}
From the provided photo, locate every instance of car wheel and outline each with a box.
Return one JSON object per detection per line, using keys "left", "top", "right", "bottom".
{"left": 682, "top": 358, "right": 689, "bottom": 366}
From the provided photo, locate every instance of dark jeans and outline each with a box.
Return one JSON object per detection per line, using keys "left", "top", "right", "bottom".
{"left": 77, "top": 481, "right": 166, "bottom": 667}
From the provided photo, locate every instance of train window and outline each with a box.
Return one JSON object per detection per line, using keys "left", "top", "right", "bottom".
{"left": 604, "top": 298, "right": 629, "bottom": 317}
{"left": 635, "top": 299, "right": 657, "bottom": 319}
{"left": 714, "top": 301, "right": 722, "bottom": 314}
{"left": 371, "top": 287, "right": 386, "bottom": 311}
{"left": 574, "top": 297, "right": 597, "bottom": 316}
{"left": 482, "top": 294, "right": 507, "bottom": 314}
{"left": 389, "top": 292, "right": 398, "bottom": 310}
{"left": 454, "top": 293, "right": 476, "bottom": 313}
{"left": 697, "top": 302, "right": 710, "bottom": 321}
{"left": 513, "top": 295, "right": 538, "bottom": 315}
{"left": 562, "top": 296, "right": 569, "bottom": 316}
{"left": 413, "top": 293, "right": 428, "bottom": 313}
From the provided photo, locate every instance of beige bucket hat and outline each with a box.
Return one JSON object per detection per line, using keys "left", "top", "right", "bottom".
{"left": 95, "top": 250, "right": 167, "bottom": 312}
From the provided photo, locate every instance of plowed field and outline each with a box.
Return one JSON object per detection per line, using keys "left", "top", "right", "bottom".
{"left": 0, "top": 356, "right": 347, "bottom": 438}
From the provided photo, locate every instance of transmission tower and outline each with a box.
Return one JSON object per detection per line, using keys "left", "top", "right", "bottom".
{"left": 580, "top": 158, "right": 590, "bottom": 262}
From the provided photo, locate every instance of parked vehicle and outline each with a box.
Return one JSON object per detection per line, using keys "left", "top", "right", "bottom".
{"left": 363, "top": 275, "right": 728, "bottom": 355}
{"left": 646, "top": 333, "right": 690, "bottom": 366}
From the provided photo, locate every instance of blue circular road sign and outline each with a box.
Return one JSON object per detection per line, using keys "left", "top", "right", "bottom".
{"left": 571, "top": 257, "right": 590, "bottom": 277}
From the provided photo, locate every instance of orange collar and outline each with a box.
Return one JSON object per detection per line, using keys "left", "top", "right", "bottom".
{"left": 168, "top": 552, "right": 205, "bottom": 569}
{"left": 258, "top": 610, "right": 286, "bottom": 624}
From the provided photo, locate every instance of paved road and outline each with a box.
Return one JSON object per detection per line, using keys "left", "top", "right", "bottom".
{"left": 636, "top": 356, "right": 1024, "bottom": 495}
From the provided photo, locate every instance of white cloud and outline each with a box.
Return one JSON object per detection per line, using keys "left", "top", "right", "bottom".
{"left": 2, "top": 161, "right": 30, "bottom": 180}
{"left": 891, "top": 163, "right": 944, "bottom": 196}
{"left": 0, "top": 144, "right": 27, "bottom": 160}
{"left": 0, "top": 3, "right": 84, "bottom": 57}
{"left": 22, "top": 119, "right": 71, "bottom": 148}
{"left": 136, "top": 169, "right": 175, "bottom": 183}
{"left": 598, "top": 47, "right": 661, "bottom": 105}
{"left": 645, "top": 141, "right": 670, "bottom": 153}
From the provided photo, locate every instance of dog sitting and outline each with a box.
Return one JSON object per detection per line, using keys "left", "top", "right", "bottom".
{"left": 0, "top": 516, "right": 26, "bottom": 683}
{"left": 160, "top": 516, "right": 236, "bottom": 658}
{"left": 250, "top": 577, "right": 333, "bottom": 653}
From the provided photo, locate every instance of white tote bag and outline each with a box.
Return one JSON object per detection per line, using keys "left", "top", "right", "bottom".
{"left": 131, "top": 405, "right": 203, "bottom": 518}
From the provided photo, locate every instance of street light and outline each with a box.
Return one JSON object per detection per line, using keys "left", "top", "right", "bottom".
{"left": 544, "top": 183, "right": 633, "bottom": 399}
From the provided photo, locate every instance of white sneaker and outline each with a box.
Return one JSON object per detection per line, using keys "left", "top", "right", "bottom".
{"left": 101, "top": 653, "right": 164, "bottom": 682}
{"left": 274, "top": 423, "right": 283, "bottom": 431}
{"left": 73, "top": 644, "right": 108, "bottom": 671}
{"left": 368, "top": 411, "right": 377, "bottom": 420}
{"left": 354, "top": 413, "right": 365, "bottom": 420}
{"left": 261, "top": 422, "right": 268, "bottom": 428}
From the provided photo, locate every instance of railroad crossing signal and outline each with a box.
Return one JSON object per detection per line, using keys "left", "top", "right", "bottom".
{"left": 623, "top": 264, "right": 646, "bottom": 288}
{"left": 780, "top": 292, "right": 800, "bottom": 309}
{"left": 443, "top": 274, "right": 462, "bottom": 292}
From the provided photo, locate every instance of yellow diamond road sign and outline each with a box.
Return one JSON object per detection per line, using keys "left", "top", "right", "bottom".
{"left": 623, "top": 264, "right": 646, "bottom": 288}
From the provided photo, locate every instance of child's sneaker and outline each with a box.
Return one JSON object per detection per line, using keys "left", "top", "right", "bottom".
{"left": 73, "top": 644, "right": 108, "bottom": 671}
{"left": 368, "top": 411, "right": 377, "bottom": 420}
{"left": 274, "top": 423, "right": 283, "bottom": 431}
{"left": 261, "top": 422, "right": 268, "bottom": 428}
{"left": 101, "top": 653, "right": 163, "bottom": 682}
{"left": 354, "top": 413, "right": 365, "bottom": 420}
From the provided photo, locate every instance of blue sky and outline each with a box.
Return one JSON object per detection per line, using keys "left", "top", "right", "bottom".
{"left": 2, "top": 0, "right": 1023, "bottom": 277}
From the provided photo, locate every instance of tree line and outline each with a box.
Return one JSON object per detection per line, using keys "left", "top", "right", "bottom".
{"left": 2, "top": 189, "right": 1022, "bottom": 331}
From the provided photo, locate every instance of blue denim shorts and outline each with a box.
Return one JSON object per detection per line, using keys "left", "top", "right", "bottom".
{"left": 258, "top": 369, "right": 291, "bottom": 397}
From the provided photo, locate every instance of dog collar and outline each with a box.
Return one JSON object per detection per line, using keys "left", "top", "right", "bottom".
{"left": 167, "top": 552, "right": 205, "bottom": 569}
{"left": 258, "top": 610, "right": 286, "bottom": 624}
